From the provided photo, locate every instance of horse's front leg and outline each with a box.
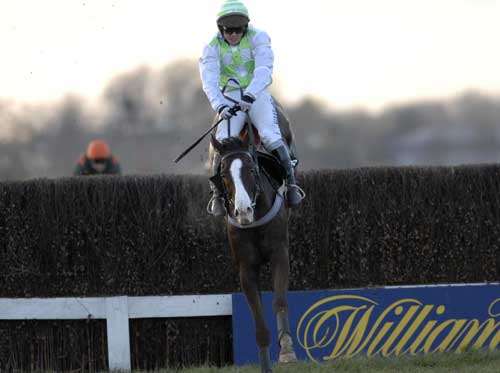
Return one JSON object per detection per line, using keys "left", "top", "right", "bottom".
{"left": 240, "top": 264, "right": 273, "bottom": 373}
{"left": 271, "top": 246, "right": 297, "bottom": 364}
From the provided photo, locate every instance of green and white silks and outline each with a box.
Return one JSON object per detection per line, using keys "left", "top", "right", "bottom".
{"left": 199, "top": 26, "right": 274, "bottom": 113}
{"left": 216, "top": 28, "right": 256, "bottom": 90}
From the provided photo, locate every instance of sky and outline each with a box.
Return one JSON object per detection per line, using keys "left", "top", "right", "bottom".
{"left": 1, "top": 0, "right": 499, "bottom": 111}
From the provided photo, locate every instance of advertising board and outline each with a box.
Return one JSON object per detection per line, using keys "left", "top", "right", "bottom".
{"left": 232, "top": 283, "right": 500, "bottom": 365}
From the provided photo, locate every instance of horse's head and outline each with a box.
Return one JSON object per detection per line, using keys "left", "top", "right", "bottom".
{"left": 211, "top": 135, "right": 260, "bottom": 226}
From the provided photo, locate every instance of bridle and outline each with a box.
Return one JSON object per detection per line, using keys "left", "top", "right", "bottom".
{"left": 219, "top": 150, "right": 262, "bottom": 215}
{"left": 219, "top": 148, "right": 287, "bottom": 229}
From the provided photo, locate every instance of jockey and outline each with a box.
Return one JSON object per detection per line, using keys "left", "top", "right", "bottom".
{"left": 74, "top": 139, "right": 121, "bottom": 176}
{"left": 200, "top": 0, "right": 303, "bottom": 216}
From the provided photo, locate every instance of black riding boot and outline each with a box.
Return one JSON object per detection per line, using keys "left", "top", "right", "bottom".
{"left": 273, "top": 145, "right": 304, "bottom": 207}
{"left": 207, "top": 153, "right": 226, "bottom": 217}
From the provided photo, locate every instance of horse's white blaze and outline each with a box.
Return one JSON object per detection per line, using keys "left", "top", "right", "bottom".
{"left": 230, "top": 159, "right": 252, "bottom": 215}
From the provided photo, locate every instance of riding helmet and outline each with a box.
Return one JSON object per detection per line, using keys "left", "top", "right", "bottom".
{"left": 86, "top": 139, "right": 111, "bottom": 160}
{"left": 216, "top": 0, "right": 250, "bottom": 28}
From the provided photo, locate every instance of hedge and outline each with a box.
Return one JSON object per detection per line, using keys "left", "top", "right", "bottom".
{"left": 1, "top": 165, "right": 499, "bottom": 369}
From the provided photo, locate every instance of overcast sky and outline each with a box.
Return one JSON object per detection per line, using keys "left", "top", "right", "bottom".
{"left": 1, "top": 0, "right": 499, "bottom": 111}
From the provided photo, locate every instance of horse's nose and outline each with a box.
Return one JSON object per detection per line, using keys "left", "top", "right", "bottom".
{"left": 234, "top": 206, "right": 254, "bottom": 225}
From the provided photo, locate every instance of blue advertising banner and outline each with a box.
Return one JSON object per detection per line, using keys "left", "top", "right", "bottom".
{"left": 232, "top": 283, "right": 500, "bottom": 365}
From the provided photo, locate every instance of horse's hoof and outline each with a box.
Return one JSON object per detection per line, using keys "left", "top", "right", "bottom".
{"left": 279, "top": 350, "right": 298, "bottom": 363}
{"left": 278, "top": 333, "right": 297, "bottom": 363}
{"left": 259, "top": 347, "right": 273, "bottom": 373}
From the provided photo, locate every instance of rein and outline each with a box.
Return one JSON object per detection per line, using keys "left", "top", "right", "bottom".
{"left": 217, "top": 81, "right": 282, "bottom": 229}
{"left": 175, "top": 76, "right": 284, "bottom": 228}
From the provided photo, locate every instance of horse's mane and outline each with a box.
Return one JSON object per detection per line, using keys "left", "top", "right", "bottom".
{"left": 218, "top": 137, "right": 248, "bottom": 154}
{"left": 206, "top": 137, "right": 247, "bottom": 172}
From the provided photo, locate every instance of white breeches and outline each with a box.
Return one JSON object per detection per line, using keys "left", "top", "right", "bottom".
{"left": 215, "top": 89, "right": 283, "bottom": 151}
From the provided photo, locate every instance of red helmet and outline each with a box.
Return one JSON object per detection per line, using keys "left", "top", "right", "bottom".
{"left": 86, "top": 139, "right": 111, "bottom": 160}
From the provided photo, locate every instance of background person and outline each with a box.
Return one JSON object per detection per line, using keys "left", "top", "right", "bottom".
{"left": 74, "top": 139, "right": 121, "bottom": 175}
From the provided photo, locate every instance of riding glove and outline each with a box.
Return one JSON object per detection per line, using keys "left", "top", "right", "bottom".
{"left": 239, "top": 94, "right": 255, "bottom": 112}
{"left": 218, "top": 105, "right": 233, "bottom": 120}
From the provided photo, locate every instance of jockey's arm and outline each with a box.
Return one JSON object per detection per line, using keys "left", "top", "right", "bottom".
{"left": 199, "top": 44, "right": 230, "bottom": 113}
{"left": 244, "top": 31, "right": 274, "bottom": 100}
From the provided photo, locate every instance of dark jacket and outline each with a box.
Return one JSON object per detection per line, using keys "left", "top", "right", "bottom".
{"left": 73, "top": 155, "right": 122, "bottom": 176}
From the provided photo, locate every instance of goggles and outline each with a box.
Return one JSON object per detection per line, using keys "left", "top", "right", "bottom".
{"left": 222, "top": 26, "right": 245, "bottom": 35}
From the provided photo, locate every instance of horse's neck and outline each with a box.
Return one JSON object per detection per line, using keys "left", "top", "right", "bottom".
{"left": 255, "top": 170, "right": 277, "bottom": 220}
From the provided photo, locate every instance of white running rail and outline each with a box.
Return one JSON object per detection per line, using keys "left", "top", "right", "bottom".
{"left": 0, "top": 294, "right": 232, "bottom": 371}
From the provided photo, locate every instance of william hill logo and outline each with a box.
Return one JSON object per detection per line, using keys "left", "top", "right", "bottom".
{"left": 297, "top": 295, "right": 500, "bottom": 362}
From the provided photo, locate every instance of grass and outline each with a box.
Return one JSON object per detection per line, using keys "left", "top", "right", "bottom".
{"left": 129, "top": 349, "right": 500, "bottom": 373}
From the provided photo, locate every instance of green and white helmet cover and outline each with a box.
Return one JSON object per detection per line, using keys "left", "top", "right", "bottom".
{"left": 217, "top": 0, "right": 250, "bottom": 27}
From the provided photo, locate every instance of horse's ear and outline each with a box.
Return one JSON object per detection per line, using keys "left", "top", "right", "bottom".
{"left": 242, "top": 136, "right": 250, "bottom": 149}
{"left": 241, "top": 130, "right": 250, "bottom": 149}
{"left": 210, "top": 134, "right": 223, "bottom": 153}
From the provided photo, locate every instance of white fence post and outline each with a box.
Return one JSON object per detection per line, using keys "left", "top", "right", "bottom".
{"left": 0, "top": 294, "right": 232, "bottom": 371}
{"left": 106, "top": 296, "right": 131, "bottom": 371}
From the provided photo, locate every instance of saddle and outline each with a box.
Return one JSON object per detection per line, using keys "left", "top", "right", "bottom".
{"left": 238, "top": 98, "right": 293, "bottom": 148}
{"left": 255, "top": 150, "right": 287, "bottom": 186}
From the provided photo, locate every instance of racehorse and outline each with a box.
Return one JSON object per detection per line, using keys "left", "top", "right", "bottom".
{"left": 210, "top": 132, "right": 298, "bottom": 373}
